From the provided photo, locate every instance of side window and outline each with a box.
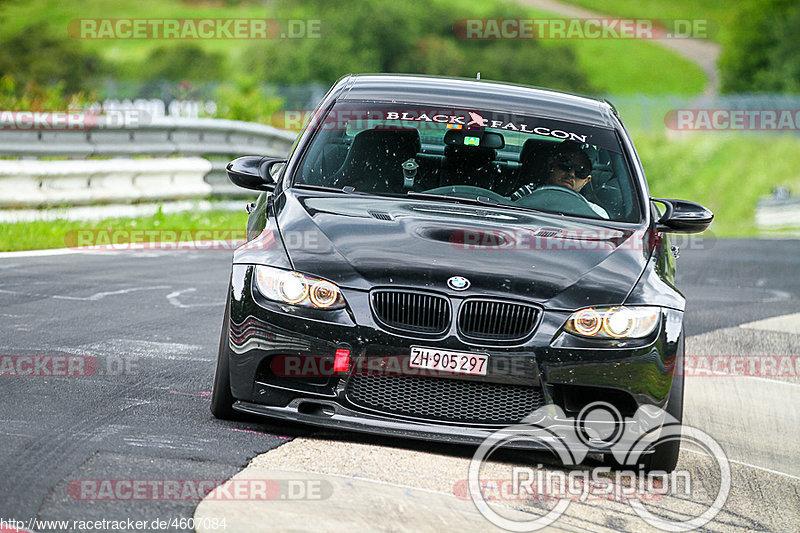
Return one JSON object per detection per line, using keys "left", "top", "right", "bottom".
{"left": 300, "top": 129, "right": 351, "bottom": 185}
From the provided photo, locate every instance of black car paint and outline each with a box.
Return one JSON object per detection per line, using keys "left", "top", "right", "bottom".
{"left": 220, "top": 74, "right": 697, "bottom": 449}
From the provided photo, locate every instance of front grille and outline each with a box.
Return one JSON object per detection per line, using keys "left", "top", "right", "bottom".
{"left": 346, "top": 374, "right": 545, "bottom": 424}
{"left": 458, "top": 300, "right": 538, "bottom": 341}
{"left": 371, "top": 290, "right": 450, "bottom": 334}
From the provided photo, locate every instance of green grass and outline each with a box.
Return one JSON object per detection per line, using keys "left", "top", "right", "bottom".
{"left": 557, "top": 0, "right": 733, "bottom": 43}
{"left": 523, "top": 6, "right": 706, "bottom": 95}
{"left": 1, "top": 0, "right": 270, "bottom": 65}
{"left": 633, "top": 133, "right": 800, "bottom": 236}
{"left": 0, "top": 0, "right": 706, "bottom": 95}
{"left": 0, "top": 208, "right": 248, "bottom": 252}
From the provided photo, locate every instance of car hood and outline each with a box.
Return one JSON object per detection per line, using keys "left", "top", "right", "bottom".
{"left": 274, "top": 191, "right": 652, "bottom": 309}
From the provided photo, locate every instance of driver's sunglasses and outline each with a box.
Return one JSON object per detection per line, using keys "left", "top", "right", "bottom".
{"left": 553, "top": 154, "right": 591, "bottom": 179}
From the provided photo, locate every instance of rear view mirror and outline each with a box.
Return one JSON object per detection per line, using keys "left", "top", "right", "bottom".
{"left": 443, "top": 129, "right": 505, "bottom": 149}
{"left": 226, "top": 156, "right": 287, "bottom": 192}
{"left": 652, "top": 198, "right": 714, "bottom": 234}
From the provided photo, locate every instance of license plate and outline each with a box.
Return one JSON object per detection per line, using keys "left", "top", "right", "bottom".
{"left": 409, "top": 346, "right": 488, "bottom": 376}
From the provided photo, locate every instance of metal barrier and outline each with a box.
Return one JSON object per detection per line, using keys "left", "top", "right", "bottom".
{"left": 0, "top": 158, "right": 214, "bottom": 208}
{"left": 0, "top": 114, "right": 297, "bottom": 202}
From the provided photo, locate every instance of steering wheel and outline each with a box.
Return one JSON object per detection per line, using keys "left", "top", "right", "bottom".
{"left": 513, "top": 185, "right": 598, "bottom": 217}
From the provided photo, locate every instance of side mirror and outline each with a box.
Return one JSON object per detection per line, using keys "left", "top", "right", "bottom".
{"left": 226, "top": 156, "right": 287, "bottom": 192}
{"left": 652, "top": 198, "right": 714, "bottom": 234}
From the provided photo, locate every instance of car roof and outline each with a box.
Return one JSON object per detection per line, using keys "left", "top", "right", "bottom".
{"left": 336, "top": 74, "right": 617, "bottom": 128}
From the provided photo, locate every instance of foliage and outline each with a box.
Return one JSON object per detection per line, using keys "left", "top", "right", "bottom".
{"left": 212, "top": 76, "right": 285, "bottom": 123}
{"left": 719, "top": 0, "right": 800, "bottom": 93}
{"left": 0, "top": 75, "right": 95, "bottom": 111}
{"left": 243, "top": 0, "right": 593, "bottom": 93}
{"left": 0, "top": 24, "right": 106, "bottom": 93}
{"left": 135, "top": 43, "right": 227, "bottom": 82}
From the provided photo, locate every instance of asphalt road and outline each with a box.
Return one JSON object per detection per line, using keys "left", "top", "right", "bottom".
{"left": 1, "top": 237, "right": 798, "bottom": 532}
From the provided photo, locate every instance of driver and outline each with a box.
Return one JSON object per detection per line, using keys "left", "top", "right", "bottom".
{"left": 513, "top": 140, "right": 609, "bottom": 218}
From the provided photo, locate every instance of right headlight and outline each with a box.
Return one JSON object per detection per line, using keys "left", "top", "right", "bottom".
{"left": 564, "top": 306, "right": 660, "bottom": 339}
{"left": 254, "top": 266, "right": 345, "bottom": 310}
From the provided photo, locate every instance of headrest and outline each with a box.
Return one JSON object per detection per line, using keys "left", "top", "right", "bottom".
{"left": 351, "top": 127, "right": 421, "bottom": 151}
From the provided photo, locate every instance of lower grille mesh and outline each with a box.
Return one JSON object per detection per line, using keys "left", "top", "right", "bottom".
{"left": 346, "top": 374, "right": 545, "bottom": 424}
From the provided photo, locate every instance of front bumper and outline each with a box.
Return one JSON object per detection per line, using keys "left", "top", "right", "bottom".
{"left": 227, "top": 264, "right": 683, "bottom": 445}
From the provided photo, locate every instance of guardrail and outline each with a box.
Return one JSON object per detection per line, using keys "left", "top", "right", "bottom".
{"left": 0, "top": 158, "right": 214, "bottom": 208}
{"left": 0, "top": 114, "right": 297, "bottom": 203}
{"left": 756, "top": 195, "right": 800, "bottom": 230}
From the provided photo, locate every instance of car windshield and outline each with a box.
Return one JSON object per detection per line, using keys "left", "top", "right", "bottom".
{"left": 295, "top": 101, "right": 641, "bottom": 222}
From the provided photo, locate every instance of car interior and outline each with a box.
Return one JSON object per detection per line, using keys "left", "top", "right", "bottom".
{"left": 300, "top": 123, "right": 639, "bottom": 222}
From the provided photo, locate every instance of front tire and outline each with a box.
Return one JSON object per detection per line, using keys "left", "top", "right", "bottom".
{"left": 641, "top": 330, "right": 685, "bottom": 473}
{"left": 606, "top": 330, "right": 684, "bottom": 473}
{"left": 210, "top": 289, "right": 237, "bottom": 420}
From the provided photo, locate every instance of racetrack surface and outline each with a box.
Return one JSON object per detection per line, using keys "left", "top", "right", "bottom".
{"left": 0, "top": 237, "right": 798, "bottom": 532}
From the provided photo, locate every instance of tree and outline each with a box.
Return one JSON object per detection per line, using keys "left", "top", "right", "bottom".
{"left": 719, "top": 0, "right": 800, "bottom": 93}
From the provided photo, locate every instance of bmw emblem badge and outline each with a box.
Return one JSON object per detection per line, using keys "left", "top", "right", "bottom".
{"left": 447, "top": 276, "right": 470, "bottom": 291}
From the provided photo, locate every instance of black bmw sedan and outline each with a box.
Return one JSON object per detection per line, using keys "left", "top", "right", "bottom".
{"left": 211, "top": 74, "right": 712, "bottom": 472}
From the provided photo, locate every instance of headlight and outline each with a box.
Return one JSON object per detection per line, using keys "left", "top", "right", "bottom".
{"left": 254, "top": 266, "right": 345, "bottom": 310}
{"left": 564, "top": 306, "right": 660, "bottom": 339}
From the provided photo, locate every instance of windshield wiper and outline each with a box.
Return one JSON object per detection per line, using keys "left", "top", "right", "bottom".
{"left": 294, "top": 184, "right": 368, "bottom": 195}
{"left": 406, "top": 192, "right": 498, "bottom": 206}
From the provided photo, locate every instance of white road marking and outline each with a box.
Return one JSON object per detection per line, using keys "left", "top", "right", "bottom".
{"left": 166, "top": 287, "right": 218, "bottom": 308}
{"left": 682, "top": 448, "right": 800, "bottom": 481}
{"left": 53, "top": 285, "right": 171, "bottom": 301}
{"left": 0, "top": 248, "right": 76, "bottom": 258}
{"left": 0, "top": 240, "right": 240, "bottom": 259}
{"left": 63, "top": 339, "right": 206, "bottom": 362}
{"left": 728, "top": 375, "right": 800, "bottom": 388}
{"left": 740, "top": 312, "right": 800, "bottom": 335}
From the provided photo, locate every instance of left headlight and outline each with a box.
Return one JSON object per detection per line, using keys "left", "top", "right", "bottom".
{"left": 254, "top": 266, "right": 345, "bottom": 310}
{"left": 564, "top": 306, "right": 660, "bottom": 339}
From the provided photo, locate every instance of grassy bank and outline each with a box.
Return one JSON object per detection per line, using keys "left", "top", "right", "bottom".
{"left": 0, "top": 208, "right": 248, "bottom": 252}
{"left": 634, "top": 133, "right": 800, "bottom": 236}
{"left": 558, "top": 0, "right": 732, "bottom": 43}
